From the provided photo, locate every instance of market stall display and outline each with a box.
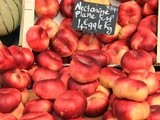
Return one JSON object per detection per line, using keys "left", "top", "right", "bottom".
{"left": 0, "top": 0, "right": 159, "bottom": 119}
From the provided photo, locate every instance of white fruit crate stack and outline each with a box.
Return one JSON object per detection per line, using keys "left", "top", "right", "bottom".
{"left": 156, "top": 0, "right": 160, "bottom": 65}
{"left": 19, "top": 0, "right": 35, "bottom": 47}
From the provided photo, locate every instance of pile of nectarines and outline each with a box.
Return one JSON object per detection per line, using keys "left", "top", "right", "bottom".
{"left": 0, "top": 0, "right": 159, "bottom": 119}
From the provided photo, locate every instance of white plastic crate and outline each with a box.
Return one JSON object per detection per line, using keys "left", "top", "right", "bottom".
{"left": 156, "top": 0, "right": 160, "bottom": 65}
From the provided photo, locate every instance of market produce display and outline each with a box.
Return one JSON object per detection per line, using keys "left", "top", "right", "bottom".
{"left": 0, "top": 0, "right": 159, "bottom": 119}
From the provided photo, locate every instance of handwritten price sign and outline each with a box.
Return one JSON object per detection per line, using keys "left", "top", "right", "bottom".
{"left": 72, "top": 0, "right": 118, "bottom": 35}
